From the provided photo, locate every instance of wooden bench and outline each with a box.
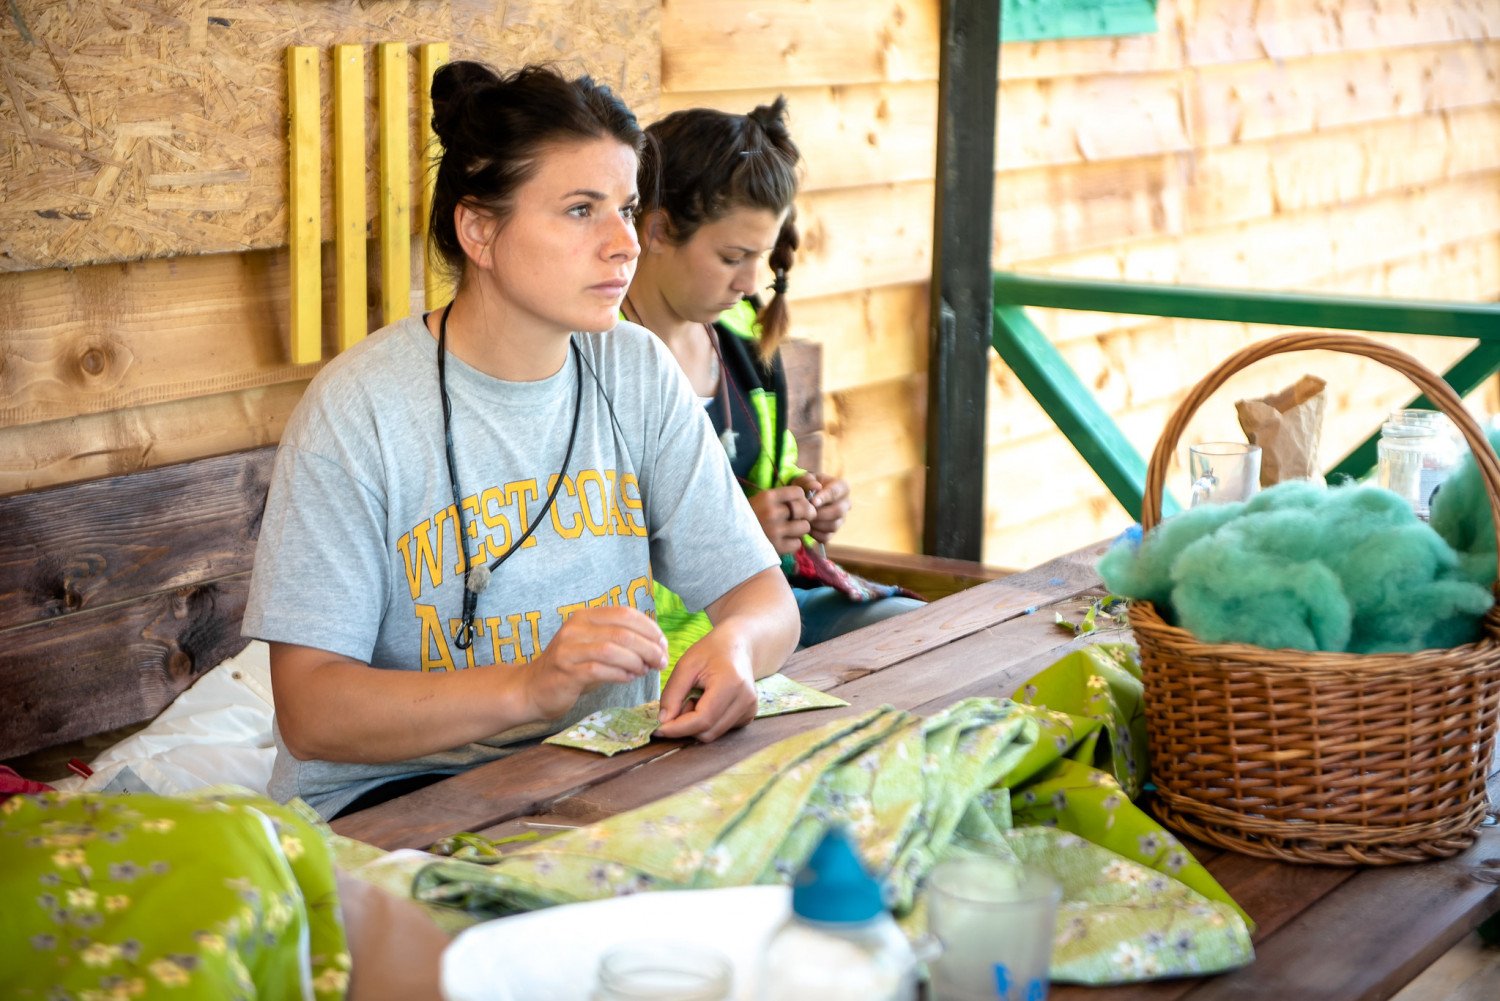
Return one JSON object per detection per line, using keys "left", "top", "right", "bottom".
{"left": 0, "top": 338, "right": 1006, "bottom": 778}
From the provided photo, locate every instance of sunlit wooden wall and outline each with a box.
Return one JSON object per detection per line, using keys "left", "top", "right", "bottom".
{"left": 5, "top": 0, "right": 1498, "bottom": 574}
{"left": 663, "top": 0, "right": 1500, "bottom": 568}
{"left": 0, "top": 0, "right": 658, "bottom": 492}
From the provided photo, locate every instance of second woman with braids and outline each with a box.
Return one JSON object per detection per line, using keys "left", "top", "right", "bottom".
{"left": 623, "top": 98, "right": 924, "bottom": 672}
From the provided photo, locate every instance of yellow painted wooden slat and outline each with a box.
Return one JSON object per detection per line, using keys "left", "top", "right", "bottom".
{"left": 378, "top": 42, "right": 411, "bottom": 325}
{"left": 333, "top": 45, "right": 367, "bottom": 352}
{"left": 419, "top": 43, "right": 452, "bottom": 311}
{"left": 285, "top": 47, "right": 321, "bottom": 364}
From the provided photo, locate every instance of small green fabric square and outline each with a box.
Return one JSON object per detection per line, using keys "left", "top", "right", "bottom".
{"left": 543, "top": 675, "right": 851, "bottom": 756}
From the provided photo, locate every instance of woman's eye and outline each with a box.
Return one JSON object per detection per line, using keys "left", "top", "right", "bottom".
{"left": 621, "top": 204, "right": 638, "bottom": 221}
{"left": 721, "top": 256, "right": 744, "bottom": 267}
{"left": 568, "top": 203, "right": 592, "bottom": 218}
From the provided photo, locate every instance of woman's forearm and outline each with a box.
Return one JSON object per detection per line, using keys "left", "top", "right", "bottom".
{"left": 269, "top": 642, "right": 540, "bottom": 763}
{"left": 705, "top": 565, "right": 800, "bottom": 679}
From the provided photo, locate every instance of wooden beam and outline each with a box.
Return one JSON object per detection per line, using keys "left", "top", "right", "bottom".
{"left": 419, "top": 43, "right": 452, "bottom": 311}
{"left": 378, "top": 42, "right": 411, "bottom": 325}
{"left": 285, "top": 46, "right": 321, "bottom": 364}
{"left": 924, "top": 0, "right": 999, "bottom": 560}
{"left": 333, "top": 45, "right": 367, "bottom": 352}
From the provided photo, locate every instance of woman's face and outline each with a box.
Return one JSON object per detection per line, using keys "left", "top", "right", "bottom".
{"left": 477, "top": 136, "right": 641, "bottom": 336}
{"left": 650, "top": 205, "right": 789, "bottom": 324}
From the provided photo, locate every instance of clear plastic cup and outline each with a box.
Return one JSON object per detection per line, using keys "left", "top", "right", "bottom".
{"left": 922, "top": 857, "right": 1060, "bottom": 1001}
{"left": 1188, "top": 442, "right": 1261, "bottom": 507}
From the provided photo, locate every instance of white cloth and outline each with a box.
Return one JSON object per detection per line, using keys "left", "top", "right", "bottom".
{"left": 50, "top": 641, "right": 275, "bottom": 796}
{"left": 440, "top": 885, "right": 790, "bottom": 1001}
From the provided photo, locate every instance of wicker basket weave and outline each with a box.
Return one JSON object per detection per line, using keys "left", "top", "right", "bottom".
{"left": 1134, "top": 332, "right": 1500, "bottom": 865}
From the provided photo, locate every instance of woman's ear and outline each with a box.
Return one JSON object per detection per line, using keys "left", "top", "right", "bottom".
{"left": 639, "top": 209, "right": 671, "bottom": 253}
{"left": 454, "top": 201, "right": 501, "bottom": 270}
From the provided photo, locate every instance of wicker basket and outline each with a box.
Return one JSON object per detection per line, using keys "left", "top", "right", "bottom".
{"left": 1134, "top": 332, "right": 1500, "bottom": 865}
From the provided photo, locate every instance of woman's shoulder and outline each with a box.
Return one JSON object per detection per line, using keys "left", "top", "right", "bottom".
{"left": 578, "top": 319, "right": 674, "bottom": 373}
{"left": 288, "top": 316, "right": 432, "bottom": 438}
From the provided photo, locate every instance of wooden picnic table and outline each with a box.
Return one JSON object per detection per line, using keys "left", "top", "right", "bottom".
{"left": 330, "top": 541, "right": 1500, "bottom": 1001}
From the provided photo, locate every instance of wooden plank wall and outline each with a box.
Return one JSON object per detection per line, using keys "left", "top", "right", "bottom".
{"left": 662, "top": 0, "right": 1500, "bottom": 568}
{"left": 0, "top": 0, "right": 658, "bottom": 492}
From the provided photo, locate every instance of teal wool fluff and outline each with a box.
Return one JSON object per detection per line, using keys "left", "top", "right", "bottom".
{"left": 1427, "top": 428, "right": 1500, "bottom": 587}
{"left": 1099, "top": 480, "right": 1493, "bottom": 654}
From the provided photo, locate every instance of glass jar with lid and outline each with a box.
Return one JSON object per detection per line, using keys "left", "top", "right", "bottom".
{"left": 1376, "top": 409, "right": 1464, "bottom": 519}
{"left": 593, "top": 941, "right": 733, "bottom": 1001}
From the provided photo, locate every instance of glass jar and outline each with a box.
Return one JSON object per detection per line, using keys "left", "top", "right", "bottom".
{"left": 1377, "top": 409, "right": 1463, "bottom": 519}
{"left": 593, "top": 941, "right": 733, "bottom": 1001}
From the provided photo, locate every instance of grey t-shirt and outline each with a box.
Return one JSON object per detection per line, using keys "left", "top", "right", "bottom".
{"left": 242, "top": 315, "right": 777, "bottom": 817}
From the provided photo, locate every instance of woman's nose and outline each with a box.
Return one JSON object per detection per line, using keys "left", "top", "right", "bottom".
{"left": 605, "top": 213, "right": 640, "bottom": 261}
{"left": 731, "top": 259, "right": 759, "bottom": 295}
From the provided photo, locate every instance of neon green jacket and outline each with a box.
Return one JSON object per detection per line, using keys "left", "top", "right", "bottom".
{"left": 653, "top": 300, "right": 804, "bottom": 676}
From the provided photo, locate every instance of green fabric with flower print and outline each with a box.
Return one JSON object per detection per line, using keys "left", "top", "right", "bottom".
{"left": 412, "top": 643, "right": 1254, "bottom": 984}
{"left": 0, "top": 789, "right": 351, "bottom": 1001}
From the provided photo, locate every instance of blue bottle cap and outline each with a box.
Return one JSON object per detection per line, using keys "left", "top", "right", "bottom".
{"left": 791, "top": 827, "right": 885, "bottom": 924}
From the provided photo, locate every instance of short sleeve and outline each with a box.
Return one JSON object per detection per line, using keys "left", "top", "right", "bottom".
{"left": 242, "top": 443, "right": 392, "bottom": 663}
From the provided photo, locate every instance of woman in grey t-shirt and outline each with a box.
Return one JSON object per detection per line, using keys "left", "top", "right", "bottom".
{"left": 243, "top": 61, "right": 798, "bottom": 819}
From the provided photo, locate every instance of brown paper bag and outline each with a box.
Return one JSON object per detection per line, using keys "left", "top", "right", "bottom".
{"left": 1235, "top": 375, "right": 1327, "bottom": 486}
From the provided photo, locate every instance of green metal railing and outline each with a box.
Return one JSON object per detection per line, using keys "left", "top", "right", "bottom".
{"left": 991, "top": 272, "right": 1500, "bottom": 521}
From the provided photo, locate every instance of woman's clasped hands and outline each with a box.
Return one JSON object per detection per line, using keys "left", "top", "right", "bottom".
{"left": 747, "top": 472, "right": 852, "bottom": 555}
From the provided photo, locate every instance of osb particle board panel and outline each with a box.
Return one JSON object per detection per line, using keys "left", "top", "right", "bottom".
{"left": 0, "top": 0, "right": 659, "bottom": 273}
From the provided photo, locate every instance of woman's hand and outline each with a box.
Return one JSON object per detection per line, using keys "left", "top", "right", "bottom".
{"left": 748, "top": 485, "right": 817, "bottom": 554}
{"left": 655, "top": 626, "right": 759, "bottom": 742}
{"left": 791, "top": 472, "right": 851, "bottom": 544}
{"left": 521, "top": 606, "right": 668, "bottom": 720}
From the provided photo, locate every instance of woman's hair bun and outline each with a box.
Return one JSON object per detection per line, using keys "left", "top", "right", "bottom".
{"left": 746, "top": 96, "right": 790, "bottom": 135}
{"left": 430, "top": 60, "right": 502, "bottom": 146}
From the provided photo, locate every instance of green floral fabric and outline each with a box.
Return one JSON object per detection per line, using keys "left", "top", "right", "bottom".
{"left": 0, "top": 789, "right": 350, "bottom": 1000}
{"left": 543, "top": 673, "right": 850, "bottom": 755}
{"left": 413, "top": 644, "right": 1254, "bottom": 983}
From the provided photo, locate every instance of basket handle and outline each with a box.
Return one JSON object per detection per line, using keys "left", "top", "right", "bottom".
{"left": 1141, "top": 332, "right": 1500, "bottom": 578}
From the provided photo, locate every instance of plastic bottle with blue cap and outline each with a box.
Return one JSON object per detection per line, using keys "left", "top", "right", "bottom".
{"left": 757, "top": 826, "right": 917, "bottom": 1000}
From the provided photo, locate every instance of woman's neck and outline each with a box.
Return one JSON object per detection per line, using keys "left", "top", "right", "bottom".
{"left": 429, "top": 289, "right": 570, "bottom": 382}
{"left": 623, "top": 267, "right": 716, "bottom": 395}
{"left": 623, "top": 257, "right": 697, "bottom": 343}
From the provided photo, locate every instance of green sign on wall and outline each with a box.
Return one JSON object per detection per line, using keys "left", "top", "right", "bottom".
{"left": 1001, "top": 0, "right": 1158, "bottom": 43}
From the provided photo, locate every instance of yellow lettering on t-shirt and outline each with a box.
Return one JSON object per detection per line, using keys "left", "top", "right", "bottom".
{"left": 548, "top": 473, "right": 583, "bottom": 539}
{"left": 397, "top": 518, "right": 444, "bottom": 600}
{"left": 434, "top": 504, "right": 456, "bottom": 587}
{"left": 619, "top": 473, "right": 646, "bottom": 536}
{"left": 490, "top": 610, "right": 542, "bottom": 665}
{"left": 602, "top": 470, "right": 631, "bottom": 536}
{"left": 556, "top": 599, "right": 586, "bottom": 621}
{"left": 625, "top": 574, "right": 651, "bottom": 610}
{"left": 414, "top": 603, "right": 458, "bottom": 672}
{"left": 454, "top": 496, "right": 483, "bottom": 576}
{"left": 480, "top": 485, "right": 513, "bottom": 559}
{"left": 574, "top": 469, "right": 610, "bottom": 537}
{"left": 504, "top": 479, "right": 542, "bottom": 549}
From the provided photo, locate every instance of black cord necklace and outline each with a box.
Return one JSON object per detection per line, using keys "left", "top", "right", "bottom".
{"left": 437, "top": 304, "right": 584, "bottom": 650}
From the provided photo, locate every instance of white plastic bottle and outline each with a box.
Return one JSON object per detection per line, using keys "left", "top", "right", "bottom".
{"left": 758, "top": 827, "right": 917, "bottom": 1001}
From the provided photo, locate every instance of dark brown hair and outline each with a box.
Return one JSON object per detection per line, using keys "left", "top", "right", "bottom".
{"left": 427, "top": 61, "right": 644, "bottom": 295}
{"left": 638, "top": 97, "right": 802, "bottom": 360}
